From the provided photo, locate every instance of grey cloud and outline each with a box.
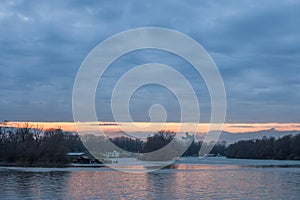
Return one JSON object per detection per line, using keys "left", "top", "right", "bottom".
{"left": 0, "top": 0, "right": 299, "bottom": 122}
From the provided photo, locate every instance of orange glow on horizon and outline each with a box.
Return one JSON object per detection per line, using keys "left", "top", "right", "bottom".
{"left": 1, "top": 121, "right": 300, "bottom": 135}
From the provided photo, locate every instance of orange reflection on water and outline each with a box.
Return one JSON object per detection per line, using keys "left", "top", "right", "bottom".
{"left": 66, "top": 170, "right": 149, "bottom": 199}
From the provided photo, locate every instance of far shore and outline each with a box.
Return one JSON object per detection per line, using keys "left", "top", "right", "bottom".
{"left": 0, "top": 162, "right": 69, "bottom": 168}
{"left": 1, "top": 157, "right": 300, "bottom": 168}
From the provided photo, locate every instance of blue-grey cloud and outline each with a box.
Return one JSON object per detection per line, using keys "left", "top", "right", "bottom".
{"left": 0, "top": 0, "right": 299, "bottom": 123}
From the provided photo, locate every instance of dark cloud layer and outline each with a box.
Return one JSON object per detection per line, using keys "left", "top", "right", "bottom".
{"left": 0, "top": 0, "right": 299, "bottom": 122}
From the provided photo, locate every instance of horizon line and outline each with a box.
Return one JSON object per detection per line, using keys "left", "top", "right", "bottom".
{"left": 1, "top": 121, "right": 300, "bottom": 134}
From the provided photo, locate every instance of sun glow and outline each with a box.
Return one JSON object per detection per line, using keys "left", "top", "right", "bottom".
{"left": 1, "top": 121, "right": 300, "bottom": 135}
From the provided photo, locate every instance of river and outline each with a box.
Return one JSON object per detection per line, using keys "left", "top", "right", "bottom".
{"left": 1, "top": 157, "right": 299, "bottom": 199}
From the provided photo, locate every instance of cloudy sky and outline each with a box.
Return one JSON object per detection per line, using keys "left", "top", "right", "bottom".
{"left": 0, "top": 0, "right": 299, "bottom": 123}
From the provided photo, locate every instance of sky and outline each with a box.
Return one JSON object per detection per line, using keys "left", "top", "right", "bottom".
{"left": 0, "top": 0, "right": 300, "bottom": 124}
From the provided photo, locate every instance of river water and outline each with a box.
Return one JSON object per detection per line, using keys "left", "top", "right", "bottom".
{"left": 0, "top": 157, "right": 300, "bottom": 199}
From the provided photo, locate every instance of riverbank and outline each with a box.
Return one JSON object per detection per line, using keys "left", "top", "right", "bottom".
{"left": 2, "top": 157, "right": 300, "bottom": 169}
{"left": 0, "top": 162, "right": 69, "bottom": 168}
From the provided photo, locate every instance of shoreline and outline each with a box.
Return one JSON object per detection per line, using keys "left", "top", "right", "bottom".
{"left": 1, "top": 157, "right": 300, "bottom": 168}
{"left": 0, "top": 162, "right": 70, "bottom": 168}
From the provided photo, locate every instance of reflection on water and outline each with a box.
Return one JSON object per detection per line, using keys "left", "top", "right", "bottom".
{"left": 0, "top": 170, "right": 70, "bottom": 199}
{"left": 1, "top": 158, "right": 300, "bottom": 199}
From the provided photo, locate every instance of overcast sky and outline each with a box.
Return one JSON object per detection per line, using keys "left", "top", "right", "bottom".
{"left": 0, "top": 0, "right": 299, "bottom": 123}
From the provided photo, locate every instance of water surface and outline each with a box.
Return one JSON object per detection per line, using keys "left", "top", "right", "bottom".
{"left": 1, "top": 157, "right": 299, "bottom": 199}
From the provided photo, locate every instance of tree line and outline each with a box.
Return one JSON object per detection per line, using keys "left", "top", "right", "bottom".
{"left": 0, "top": 127, "right": 227, "bottom": 163}
{"left": 0, "top": 124, "right": 86, "bottom": 165}
{"left": 224, "top": 134, "right": 300, "bottom": 160}
{"left": 81, "top": 131, "right": 227, "bottom": 161}
{"left": 1, "top": 125, "right": 299, "bottom": 165}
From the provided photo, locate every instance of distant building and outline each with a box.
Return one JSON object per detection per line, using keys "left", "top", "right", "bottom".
{"left": 101, "top": 150, "right": 120, "bottom": 163}
{"left": 102, "top": 150, "right": 120, "bottom": 159}
{"left": 182, "top": 132, "right": 195, "bottom": 143}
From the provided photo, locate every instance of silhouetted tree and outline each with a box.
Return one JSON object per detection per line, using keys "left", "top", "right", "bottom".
{"left": 183, "top": 141, "right": 202, "bottom": 156}
{"left": 110, "top": 136, "right": 144, "bottom": 153}
{"left": 0, "top": 126, "right": 80, "bottom": 165}
{"left": 142, "top": 131, "right": 176, "bottom": 153}
{"left": 140, "top": 131, "right": 185, "bottom": 161}
{"left": 210, "top": 141, "right": 227, "bottom": 156}
{"left": 224, "top": 134, "right": 300, "bottom": 160}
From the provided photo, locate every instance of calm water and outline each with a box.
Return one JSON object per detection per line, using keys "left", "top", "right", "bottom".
{"left": 1, "top": 157, "right": 300, "bottom": 200}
